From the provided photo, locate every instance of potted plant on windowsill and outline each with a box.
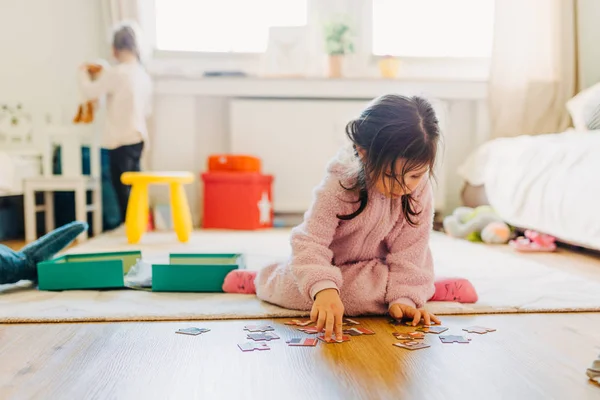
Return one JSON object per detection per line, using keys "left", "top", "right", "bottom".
{"left": 324, "top": 19, "right": 354, "bottom": 78}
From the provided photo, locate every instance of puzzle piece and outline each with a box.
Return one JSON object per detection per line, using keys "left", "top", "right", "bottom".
{"left": 284, "top": 319, "right": 313, "bottom": 326}
{"left": 343, "top": 327, "right": 375, "bottom": 336}
{"left": 389, "top": 319, "right": 439, "bottom": 327}
{"left": 439, "top": 335, "right": 471, "bottom": 344}
{"left": 343, "top": 328, "right": 363, "bottom": 336}
{"left": 243, "top": 325, "right": 275, "bottom": 333}
{"left": 416, "top": 326, "right": 448, "bottom": 334}
{"left": 176, "top": 327, "right": 210, "bottom": 336}
{"left": 246, "top": 332, "right": 280, "bottom": 341}
{"left": 286, "top": 338, "right": 318, "bottom": 347}
{"left": 297, "top": 326, "right": 320, "bottom": 334}
{"left": 342, "top": 318, "right": 360, "bottom": 325}
{"left": 238, "top": 342, "right": 271, "bottom": 352}
{"left": 393, "top": 341, "right": 430, "bottom": 350}
{"left": 393, "top": 332, "right": 425, "bottom": 340}
{"left": 462, "top": 326, "right": 496, "bottom": 334}
{"left": 317, "top": 335, "right": 350, "bottom": 344}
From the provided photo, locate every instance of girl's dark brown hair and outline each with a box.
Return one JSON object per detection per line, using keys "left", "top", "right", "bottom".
{"left": 337, "top": 94, "right": 440, "bottom": 225}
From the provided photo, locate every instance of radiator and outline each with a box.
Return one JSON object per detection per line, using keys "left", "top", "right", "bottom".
{"left": 230, "top": 98, "right": 448, "bottom": 214}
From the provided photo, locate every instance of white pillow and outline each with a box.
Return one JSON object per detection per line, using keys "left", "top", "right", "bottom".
{"left": 566, "top": 82, "right": 600, "bottom": 130}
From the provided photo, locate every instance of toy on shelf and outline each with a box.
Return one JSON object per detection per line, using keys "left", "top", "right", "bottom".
{"left": 443, "top": 206, "right": 511, "bottom": 244}
{"left": 509, "top": 230, "right": 557, "bottom": 252}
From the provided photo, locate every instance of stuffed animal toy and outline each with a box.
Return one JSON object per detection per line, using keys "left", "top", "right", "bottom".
{"left": 0, "top": 221, "right": 86, "bottom": 285}
{"left": 509, "top": 229, "right": 556, "bottom": 252}
{"left": 443, "top": 205, "right": 511, "bottom": 244}
{"left": 73, "top": 64, "right": 103, "bottom": 124}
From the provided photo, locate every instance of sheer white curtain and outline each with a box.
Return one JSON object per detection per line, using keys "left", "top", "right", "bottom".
{"left": 489, "top": 0, "right": 578, "bottom": 138}
{"left": 100, "top": 0, "right": 152, "bottom": 60}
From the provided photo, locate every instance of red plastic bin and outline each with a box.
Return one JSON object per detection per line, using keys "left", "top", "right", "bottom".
{"left": 202, "top": 172, "right": 274, "bottom": 230}
{"left": 207, "top": 154, "right": 261, "bottom": 173}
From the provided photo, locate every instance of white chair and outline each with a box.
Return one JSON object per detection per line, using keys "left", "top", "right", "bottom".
{"left": 23, "top": 123, "right": 102, "bottom": 243}
{"left": 0, "top": 103, "right": 43, "bottom": 197}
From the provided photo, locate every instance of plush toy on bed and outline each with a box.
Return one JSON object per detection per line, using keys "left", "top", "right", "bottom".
{"left": 0, "top": 221, "right": 87, "bottom": 286}
{"left": 443, "top": 205, "right": 511, "bottom": 244}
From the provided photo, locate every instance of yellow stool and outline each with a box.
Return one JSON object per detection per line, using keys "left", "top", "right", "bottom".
{"left": 121, "top": 172, "right": 194, "bottom": 244}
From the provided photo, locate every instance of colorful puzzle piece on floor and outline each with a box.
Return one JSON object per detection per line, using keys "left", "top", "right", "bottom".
{"left": 393, "top": 341, "right": 430, "bottom": 350}
{"left": 389, "top": 319, "right": 440, "bottom": 327}
{"left": 238, "top": 342, "right": 271, "bottom": 352}
{"left": 342, "top": 318, "right": 360, "bottom": 325}
{"left": 439, "top": 335, "right": 471, "bottom": 344}
{"left": 393, "top": 332, "right": 425, "bottom": 340}
{"left": 343, "top": 327, "right": 375, "bottom": 336}
{"left": 462, "top": 326, "right": 496, "bottom": 334}
{"left": 417, "top": 326, "right": 448, "bottom": 334}
{"left": 284, "top": 319, "right": 313, "bottom": 326}
{"left": 317, "top": 335, "right": 350, "bottom": 344}
{"left": 244, "top": 325, "right": 275, "bottom": 332}
{"left": 286, "top": 338, "right": 318, "bottom": 347}
{"left": 297, "top": 326, "right": 320, "bottom": 334}
{"left": 246, "top": 332, "right": 280, "bottom": 341}
{"left": 176, "top": 327, "right": 210, "bottom": 336}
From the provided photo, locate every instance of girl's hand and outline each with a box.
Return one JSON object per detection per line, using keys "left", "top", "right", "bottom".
{"left": 311, "top": 288, "right": 344, "bottom": 341}
{"left": 389, "top": 303, "right": 441, "bottom": 326}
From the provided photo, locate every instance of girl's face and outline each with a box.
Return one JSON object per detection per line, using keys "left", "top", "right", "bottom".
{"left": 358, "top": 149, "right": 429, "bottom": 198}
{"left": 377, "top": 161, "right": 429, "bottom": 199}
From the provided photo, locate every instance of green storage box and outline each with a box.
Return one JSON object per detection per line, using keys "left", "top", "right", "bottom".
{"left": 152, "top": 253, "right": 245, "bottom": 292}
{"left": 37, "top": 251, "right": 141, "bottom": 291}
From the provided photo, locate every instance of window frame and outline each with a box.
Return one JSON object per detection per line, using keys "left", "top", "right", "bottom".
{"left": 368, "top": 0, "right": 495, "bottom": 59}
{"left": 144, "top": 0, "right": 493, "bottom": 80}
{"left": 150, "top": 0, "right": 310, "bottom": 57}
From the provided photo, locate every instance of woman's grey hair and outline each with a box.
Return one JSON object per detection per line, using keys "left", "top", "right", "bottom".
{"left": 112, "top": 22, "right": 141, "bottom": 60}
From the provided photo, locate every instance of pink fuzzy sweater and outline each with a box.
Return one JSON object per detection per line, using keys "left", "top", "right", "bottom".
{"left": 286, "top": 146, "right": 435, "bottom": 310}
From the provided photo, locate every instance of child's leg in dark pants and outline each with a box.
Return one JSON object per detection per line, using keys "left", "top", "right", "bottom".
{"left": 108, "top": 142, "right": 144, "bottom": 223}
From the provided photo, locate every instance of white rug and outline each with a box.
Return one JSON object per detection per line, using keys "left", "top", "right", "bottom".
{"left": 1, "top": 229, "right": 600, "bottom": 323}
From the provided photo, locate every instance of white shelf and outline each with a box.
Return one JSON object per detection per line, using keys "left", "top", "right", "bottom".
{"left": 154, "top": 77, "right": 487, "bottom": 100}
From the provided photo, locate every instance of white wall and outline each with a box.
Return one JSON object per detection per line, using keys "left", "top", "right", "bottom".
{"left": 577, "top": 0, "right": 600, "bottom": 89}
{"left": 0, "top": 0, "right": 104, "bottom": 120}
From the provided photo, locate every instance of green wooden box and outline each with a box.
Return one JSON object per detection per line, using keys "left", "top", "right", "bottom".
{"left": 152, "top": 253, "right": 245, "bottom": 292}
{"left": 37, "top": 251, "right": 141, "bottom": 291}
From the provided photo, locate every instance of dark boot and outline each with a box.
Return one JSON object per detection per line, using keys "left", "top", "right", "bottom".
{"left": 0, "top": 221, "right": 87, "bottom": 284}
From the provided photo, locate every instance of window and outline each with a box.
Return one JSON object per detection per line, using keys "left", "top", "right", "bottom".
{"left": 154, "top": 0, "right": 307, "bottom": 53}
{"left": 372, "top": 0, "right": 495, "bottom": 58}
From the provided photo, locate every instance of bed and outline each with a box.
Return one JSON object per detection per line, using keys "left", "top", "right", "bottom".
{"left": 457, "top": 130, "right": 600, "bottom": 251}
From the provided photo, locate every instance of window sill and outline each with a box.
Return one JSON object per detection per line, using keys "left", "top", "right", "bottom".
{"left": 147, "top": 53, "right": 490, "bottom": 84}
{"left": 152, "top": 75, "right": 488, "bottom": 101}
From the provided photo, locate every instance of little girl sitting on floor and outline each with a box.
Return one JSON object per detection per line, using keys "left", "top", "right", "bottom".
{"left": 223, "top": 94, "right": 478, "bottom": 341}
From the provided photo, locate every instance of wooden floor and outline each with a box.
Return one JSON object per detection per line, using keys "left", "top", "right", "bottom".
{"left": 1, "top": 239, "right": 600, "bottom": 399}
{"left": 0, "top": 314, "right": 599, "bottom": 399}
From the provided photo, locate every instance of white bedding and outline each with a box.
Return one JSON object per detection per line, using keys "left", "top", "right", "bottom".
{"left": 458, "top": 130, "right": 600, "bottom": 250}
